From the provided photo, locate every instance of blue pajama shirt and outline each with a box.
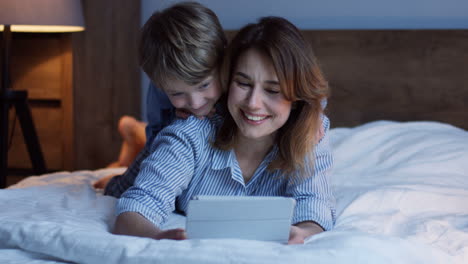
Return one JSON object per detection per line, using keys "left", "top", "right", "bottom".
{"left": 116, "top": 114, "right": 336, "bottom": 231}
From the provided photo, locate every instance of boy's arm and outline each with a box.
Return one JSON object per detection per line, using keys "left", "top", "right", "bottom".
{"left": 145, "top": 83, "right": 176, "bottom": 140}
{"left": 115, "top": 118, "right": 202, "bottom": 236}
{"left": 113, "top": 212, "right": 186, "bottom": 240}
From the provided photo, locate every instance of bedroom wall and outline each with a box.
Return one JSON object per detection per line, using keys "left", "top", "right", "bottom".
{"left": 142, "top": 0, "right": 468, "bottom": 30}
{"left": 3, "top": 0, "right": 142, "bottom": 180}
{"left": 72, "top": 0, "right": 141, "bottom": 169}
{"left": 139, "top": 0, "right": 468, "bottom": 128}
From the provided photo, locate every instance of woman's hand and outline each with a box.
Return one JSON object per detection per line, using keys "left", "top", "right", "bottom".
{"left": 152, "top": 228, "right": 187, "bottom": 240}
{"left": 288, "top": 221, "right": 324, "bottom": 244}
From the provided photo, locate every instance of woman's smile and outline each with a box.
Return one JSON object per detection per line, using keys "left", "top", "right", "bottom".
{"left": 228, "top": 48, "right": 292, "bottom": 141}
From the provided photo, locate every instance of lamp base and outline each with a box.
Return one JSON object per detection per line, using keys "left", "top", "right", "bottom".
{"left": 0, "top": 90, "right": 46, "bottom": 188}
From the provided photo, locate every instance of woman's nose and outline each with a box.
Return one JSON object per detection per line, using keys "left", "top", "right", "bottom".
{"left": 246, "top": 88, "right": 262, "bottom": 109}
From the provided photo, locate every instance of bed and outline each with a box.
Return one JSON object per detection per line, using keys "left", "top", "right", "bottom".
{"left": 1, "top": 120, "right": 467, "bottom": 263}
{"left": 2, "top": 29, "right": 468, "bottom": 263}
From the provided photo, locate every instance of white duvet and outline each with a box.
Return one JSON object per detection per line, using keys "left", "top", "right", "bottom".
{"left": 1, "top": 121, "right": 467, "bottom": 264}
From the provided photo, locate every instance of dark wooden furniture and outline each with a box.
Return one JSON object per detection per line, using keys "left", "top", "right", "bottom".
{"left": 227, "top": 30, "right": 468, "bottom": 130}
{"left": 72, "top": 0, "right": 141, "bottom": 170}
{"left": 3, "top": 0, "right": 141, "bottom": 184}
{"left": 303, "top": 30, "right": 468, "bottom": 130}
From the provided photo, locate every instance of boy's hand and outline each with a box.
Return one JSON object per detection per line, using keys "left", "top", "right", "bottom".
{"left": 175, "top": 109, "right": 192, "bottom": 119}
{"left": 175, "top": 108, "right": 216, "bottom": 120}
{"left": 288, "top": 222, "right": 324, "bottom": 244}
{"left": 315, "top": 118, "right": 325, "bottom": 144}
{"left": 206, "top": 107, "right": 216, "bottom": 118}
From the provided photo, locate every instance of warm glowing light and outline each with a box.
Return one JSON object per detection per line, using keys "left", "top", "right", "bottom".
{"left": 0, "top": 25, "right": 84, "bottom": 32}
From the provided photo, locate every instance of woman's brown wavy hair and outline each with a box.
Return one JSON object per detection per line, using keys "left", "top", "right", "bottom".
{"left": 214, "top": 16, "right": 330, "bottom": 175}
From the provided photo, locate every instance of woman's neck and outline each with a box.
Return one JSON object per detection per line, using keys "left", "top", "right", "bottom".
{"left": 234, "top": 134, "right": 275, "bottom": 160}
{"left": 233, "top": 134, "right": 275, "bottom": 183}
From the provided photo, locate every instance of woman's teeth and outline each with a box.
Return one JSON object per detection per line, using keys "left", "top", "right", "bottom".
{"left": 244, "top": 112, "right": 267, "bottom": 121}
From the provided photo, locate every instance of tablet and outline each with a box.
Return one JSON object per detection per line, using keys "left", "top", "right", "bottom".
{"left": 186, "top": 196, "right": 296, "bottom": 243}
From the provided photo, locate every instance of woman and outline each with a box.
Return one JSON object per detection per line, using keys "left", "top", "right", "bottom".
{"left": 114, "top": 16, "right": 335, "bottom": 245}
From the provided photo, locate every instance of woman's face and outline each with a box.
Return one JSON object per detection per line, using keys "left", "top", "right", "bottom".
{"left": 227, "top": 48, "right": 292, "bottom": 142}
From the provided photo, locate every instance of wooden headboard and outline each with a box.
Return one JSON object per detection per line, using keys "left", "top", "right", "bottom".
{"left": 301, "top": 30, "right": 468, "bottom": 130}
{"left": 226, "top": 30, "right": 468, "bottom": 130}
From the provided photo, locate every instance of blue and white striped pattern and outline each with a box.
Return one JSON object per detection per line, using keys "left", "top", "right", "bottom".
{"left": 116, "top": 114, "right": 336, "bottom": 231}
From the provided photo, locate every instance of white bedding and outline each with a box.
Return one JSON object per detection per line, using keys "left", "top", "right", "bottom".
{"left": 1, "top": 121, "right": 467, "bottom": 263}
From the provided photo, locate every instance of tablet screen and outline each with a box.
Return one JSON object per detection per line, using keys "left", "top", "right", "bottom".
{"left": 186, "top": 196, "right": 295, "bottom": 243}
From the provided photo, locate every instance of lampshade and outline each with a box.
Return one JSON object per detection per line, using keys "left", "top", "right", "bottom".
{"left": 0, "top": 0, "right": 85, "bottom": 32}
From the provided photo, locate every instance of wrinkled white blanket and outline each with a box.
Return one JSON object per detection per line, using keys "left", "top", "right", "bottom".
{"left": 1, "top": 121, "right": 467, "bottom": 263}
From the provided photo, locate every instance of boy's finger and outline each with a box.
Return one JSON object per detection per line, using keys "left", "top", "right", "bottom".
{"left": 175, "top": 109, "right": 191, "bottom": 119}
{"left": 207, "top": 108, "right": 216, "bottom": 118}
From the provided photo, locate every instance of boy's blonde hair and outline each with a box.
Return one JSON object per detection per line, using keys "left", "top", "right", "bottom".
{"left": 139, "top": 2, "right": 226, "bottom": 88}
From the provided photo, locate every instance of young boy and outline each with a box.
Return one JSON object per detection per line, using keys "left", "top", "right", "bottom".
{"left": 94, "top": 1, "right": 226, "bottom": 197}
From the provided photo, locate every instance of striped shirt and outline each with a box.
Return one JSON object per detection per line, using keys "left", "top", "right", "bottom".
{"left": 116, "top": 114, "right": 336, "bottom": 231}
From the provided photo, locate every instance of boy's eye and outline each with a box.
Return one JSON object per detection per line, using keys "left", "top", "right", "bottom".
{"left": 170, "top": 92, "right": 183, "bottom": 97}
{"left": 199, "top": 82, "right": 210, "bottom": 90}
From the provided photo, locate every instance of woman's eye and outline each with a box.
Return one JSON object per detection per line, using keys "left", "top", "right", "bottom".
{"left": 236, "top": 81, "right": 251, "bottom": 87}
{"left": 266, "top": 89, "right": 280, "bottom": 94}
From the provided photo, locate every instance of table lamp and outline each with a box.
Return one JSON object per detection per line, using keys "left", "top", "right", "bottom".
{"left": 0, "top": 0, "right": 85, "bottom": 188}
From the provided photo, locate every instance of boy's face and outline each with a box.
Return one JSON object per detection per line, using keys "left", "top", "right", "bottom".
{"left": 164, "top": 75, "right": 221, "bottom": 117}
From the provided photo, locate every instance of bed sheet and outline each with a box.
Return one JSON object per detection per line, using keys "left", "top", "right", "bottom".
{"left": 1, "top": 121, "right": 467, "bottom": 263}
